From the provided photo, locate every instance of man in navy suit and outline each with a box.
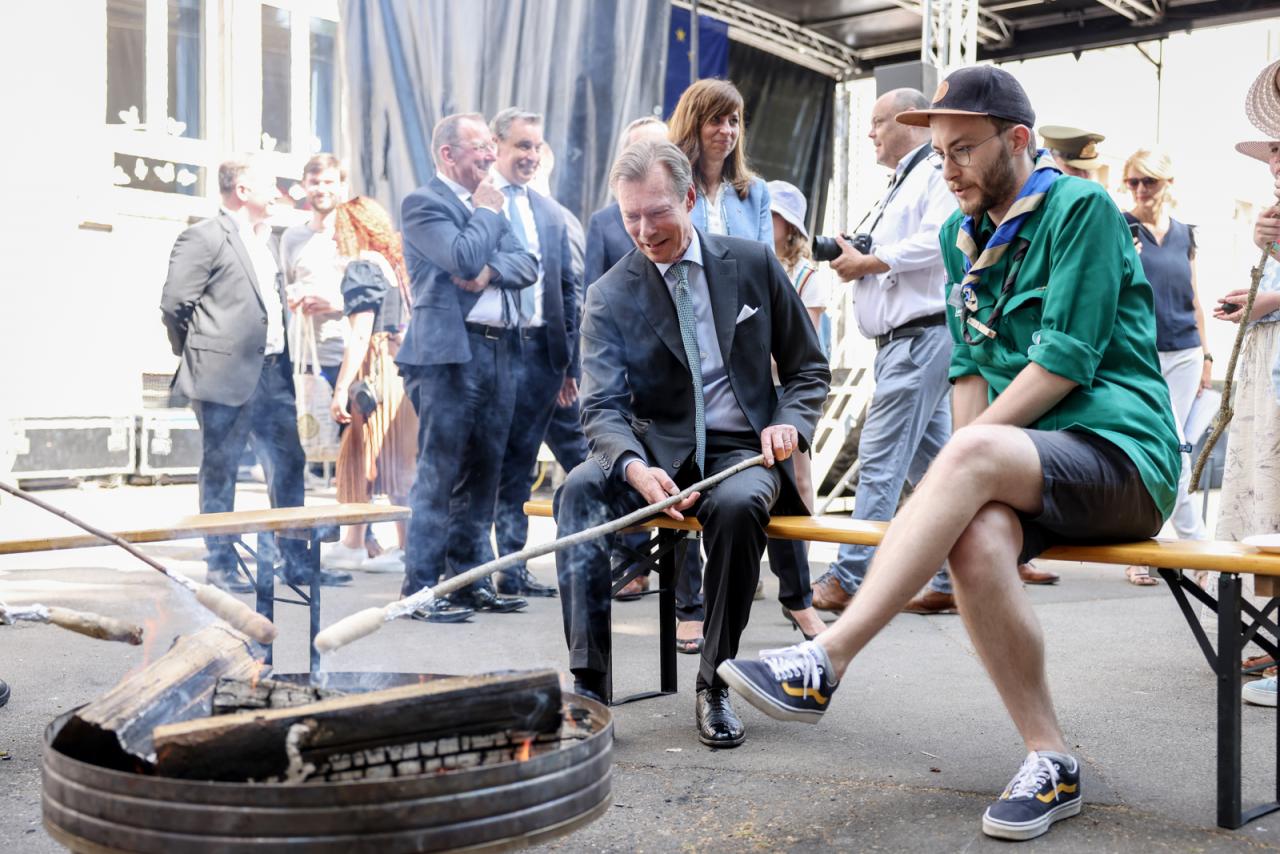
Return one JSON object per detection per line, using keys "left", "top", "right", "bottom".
{"left": 486, "top": 109, "right": 585, "bottom": 598}
{"left": 555, "top": 140, "right": 830, "bottom": 745}
{"left": 397, "top": 112, "right": 539, "bottom": 622}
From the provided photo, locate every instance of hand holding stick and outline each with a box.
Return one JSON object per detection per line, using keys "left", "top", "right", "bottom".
{"left": 315, "top": 454, "right": 768, "bottom": 654}
{"left": 0, "top": 602, "right": 144, "bottom": 645}
{"left": 0, "top": 481, "right": 276, "bottom": 643}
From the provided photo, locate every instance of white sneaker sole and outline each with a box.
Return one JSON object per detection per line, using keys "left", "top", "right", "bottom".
{"left": 982, "top": 797, "right": 1082, "bottom": 841}
{"left": 716, "top": 662, "right": 826, "bottom": 724}
{"left": 1243, "top": 682, "right": 1278, "bottom": 707}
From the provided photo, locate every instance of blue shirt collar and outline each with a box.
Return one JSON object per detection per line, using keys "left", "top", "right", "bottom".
{"left": 654, "top": 230, "right": 704, "bottom": 279}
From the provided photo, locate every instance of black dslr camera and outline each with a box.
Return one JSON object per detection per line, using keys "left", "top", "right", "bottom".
{"left": 812, "top": 232, "right": 873, "bottom": 263}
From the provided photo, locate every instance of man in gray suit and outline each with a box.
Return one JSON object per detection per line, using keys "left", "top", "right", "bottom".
{"left": 159, "top": 156, "right": 348, "bottom": 592}
{"left": 554, "top": 140, "right": 830, "bottom": 746}
{"left": 397, "top": 113, "right": 539, "bottom": 622}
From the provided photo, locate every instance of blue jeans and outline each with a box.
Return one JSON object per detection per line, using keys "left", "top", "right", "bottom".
{"left": 401, "top": 331, "right": 517, "bottom": 596}
{"left": 829, "top": 325, "right": 953, "bottom": 595}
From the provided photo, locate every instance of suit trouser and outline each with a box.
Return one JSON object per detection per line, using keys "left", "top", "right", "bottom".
{"left": 555, "top": 430, "right": 779, "bottom": 691}
{"left": 401, "top": 330, "right": 517, "bottom": 596}
{"left": 494, "top": 335, "right": 588, "bottom": 572}
{"left": 192, "top": 354, "right": 308, "bottom": 573}
{"left": 544, "top": 385, "right": 590, "bottom": 472}
{"left": 829, "top": 325, "right": 953, "bottom": 594}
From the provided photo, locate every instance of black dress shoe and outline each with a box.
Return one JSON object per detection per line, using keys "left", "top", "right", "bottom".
{"left": 572, "top": 680, "right": 606, "bottom": 705}
{"left": 452, "top": 586, "right": 527, "bottom": 613}
{"left": 283, "top": 567, "right": 353, "bottom": 587}
{"left": 0, "top": 679, "right": 10, "bottom": 709}
{"left": 696, "top": 687, "right": 746, "bottom": 748}
{"left": 208, "top": 570, "right": 254, "bottom": 594}
{"left": 496, "top": 567, "right": 558, "bottom": 598}
{"left": 408, "top": 599, "right": 475, "bottom": 624}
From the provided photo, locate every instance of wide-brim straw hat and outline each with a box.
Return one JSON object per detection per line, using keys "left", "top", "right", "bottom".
{"left": 1235, "top": 139, "right": 1279, "bottom": 163}
{"left": 1246, "top": 59, "right": 1280, "bottom": 137}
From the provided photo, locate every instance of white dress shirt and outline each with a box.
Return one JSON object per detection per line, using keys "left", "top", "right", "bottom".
{"left": 436, "top": 172, "right": 510, "bottom": 327}
{"left": 493, "top": 172, "right": 544, "bottom": 327}
{"left": 854, "top": 142, "right": 957, "bottom": 338}
{"left": 223, "top": 206, "right": 284, "bottom": 355}
{"left": 654, "top": 234, "right": 752, "bottom": 434}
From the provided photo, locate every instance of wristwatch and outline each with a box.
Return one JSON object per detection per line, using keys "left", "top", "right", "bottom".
{"left": 1203, "top": 353, "right": 1214, "bottom": 363}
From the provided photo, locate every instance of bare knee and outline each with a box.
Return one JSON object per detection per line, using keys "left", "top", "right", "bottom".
{"left": 948, "top": 502, "right": 1022, "bottom": 585}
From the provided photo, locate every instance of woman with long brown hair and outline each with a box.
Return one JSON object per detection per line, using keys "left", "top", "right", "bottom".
{"left": 325, "top": 196, "right": 417, "bottom": 571}
{"left": 668, "top": 78, "right": 771, "bottom": 242}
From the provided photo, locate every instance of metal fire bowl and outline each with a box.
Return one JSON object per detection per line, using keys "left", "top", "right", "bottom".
{"left": 41, "top": 674, "right": 612, "bottom": 854}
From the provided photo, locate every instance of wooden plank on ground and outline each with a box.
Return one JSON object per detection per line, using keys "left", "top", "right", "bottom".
{"left": 0, "top": 503, "right": 410, "bottom": 555}
{"left": 152, "top": 669, "right": 562, "bottom": 781}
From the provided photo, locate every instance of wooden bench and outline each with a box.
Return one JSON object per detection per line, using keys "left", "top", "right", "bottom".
{"left": 0, "top": 503, "right": 409, "bottom": 673}
{"left": 525, "top": 499, "right": 1280, "bottom": 830}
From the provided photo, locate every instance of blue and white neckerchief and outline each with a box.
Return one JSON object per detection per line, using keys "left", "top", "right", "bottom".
{"left": 956, "top": 149, "right": 1061, "bottom": 342}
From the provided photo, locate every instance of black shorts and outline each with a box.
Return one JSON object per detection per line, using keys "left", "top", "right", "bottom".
{"left": 1017, "top": 429, "right": 1164, "bottom": 565}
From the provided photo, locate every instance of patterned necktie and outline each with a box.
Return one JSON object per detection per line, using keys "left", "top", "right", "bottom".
{"left": 671, "top": 260, "right": 706, "bottom": 474}
{"left": 503, "top": 184, "right": 538, "bottom": 323}
{"left": 955, "top": 149, "right": 1061, "bottom": 341}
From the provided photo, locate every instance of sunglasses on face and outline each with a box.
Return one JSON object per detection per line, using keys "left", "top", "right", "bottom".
{"left": 1125, "top": 176, "right": 1162, "bottom": 189}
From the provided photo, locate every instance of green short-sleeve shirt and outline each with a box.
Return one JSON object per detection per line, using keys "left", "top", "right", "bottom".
{"left": 940, "top": 176, "right": 1180, "bottom": 518}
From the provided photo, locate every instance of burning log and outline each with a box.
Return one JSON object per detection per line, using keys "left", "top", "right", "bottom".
{"left": 211, "top": 675, "right": 344, "bottom": 714}
{"left": 0, "top": 601, "right": 143, "bottom": 645}
{"left": 51, "top": 624, "right": 261, "bottom": 771}
{"left": 152, "top": 669, "right": 562, "bottom": 782}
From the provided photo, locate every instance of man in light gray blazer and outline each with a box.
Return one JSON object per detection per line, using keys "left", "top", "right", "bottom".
{"left": 160, "top": 156, "right": 348, "bottom": 592}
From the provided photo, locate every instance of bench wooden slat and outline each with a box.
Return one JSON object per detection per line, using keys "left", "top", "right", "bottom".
{"left": 523, "top": 499, "right": 1280, "bottom": 578}
{"left": 0, "top": 503, "right": 410, "bottom": 556}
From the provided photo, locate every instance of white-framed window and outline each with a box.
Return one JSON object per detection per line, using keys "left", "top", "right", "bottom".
{"left": 103, "top": 0, "right": 340, "bottom": 221}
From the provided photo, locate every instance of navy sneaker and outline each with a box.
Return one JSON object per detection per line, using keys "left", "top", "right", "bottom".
{"left": 982, "top": 751, "right": 1082, "bottom": 841}
{"left": 717, "top": 641, "right": 839, "bottom": 723}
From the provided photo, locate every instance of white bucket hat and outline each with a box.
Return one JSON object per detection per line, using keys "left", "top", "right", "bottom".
{"left": 1246, "top": 58, "right": 1280, "bottom": 137}
{"left": 1235, "top": 139, "right": 1280, "bottom": 163}
{"left": 767, "top": 180, "right": 809, "bottom": 240}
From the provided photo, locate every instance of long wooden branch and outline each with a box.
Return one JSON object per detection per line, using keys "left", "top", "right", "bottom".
{"left": 1190, "top": 243, "right": 1271, "bottom": 492}
{"left": 315, "top": 454, "right": 768, "bottom": 653}
{"left": 0, "top": 480, "right": 275, "bottom": 643}
{"left": 0, "top": 601, "right": 143, "bottom": 645}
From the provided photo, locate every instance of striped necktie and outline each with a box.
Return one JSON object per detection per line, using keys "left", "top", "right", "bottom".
{"left": 956, "top": 149, "right": 1061, "bottom": 341}
{"left": 671, "top": 260, "right": 706, "bottom": 474}
{"left": 503, "top": 184, "right": 538, "bottom": 324}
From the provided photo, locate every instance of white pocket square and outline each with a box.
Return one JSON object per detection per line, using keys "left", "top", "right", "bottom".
{"left": 735, "top": 304, "right": 759, "bottom": 324}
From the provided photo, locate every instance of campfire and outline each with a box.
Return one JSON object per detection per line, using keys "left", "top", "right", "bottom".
{"left": 42, "top": 626, "right": 612, "bottom": 853}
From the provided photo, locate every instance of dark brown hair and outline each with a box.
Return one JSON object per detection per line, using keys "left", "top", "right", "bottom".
{"left": 667, "top": 79, "right": 756, "bottom": 200}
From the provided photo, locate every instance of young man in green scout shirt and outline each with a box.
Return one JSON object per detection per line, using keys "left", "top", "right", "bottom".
{"left": 719, "top": 66, "right": 1180, "bottom": 842}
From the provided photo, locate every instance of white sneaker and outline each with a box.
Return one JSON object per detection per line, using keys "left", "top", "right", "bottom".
{"left": 361, "top": 547, "right": 405, "bottom": 573}
{"left": 1244, "top": 677, "right": 1278, "bottom": 707}
{"left": 323, "top": 542, "right": 367, "bottom": 571}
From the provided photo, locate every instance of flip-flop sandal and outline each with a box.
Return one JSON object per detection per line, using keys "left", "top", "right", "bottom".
{"left": 675, "top": 636, "right": 704, "bottom": 654}
{"left": 1125, "top": 565, "right": 1160, "bottom": 587}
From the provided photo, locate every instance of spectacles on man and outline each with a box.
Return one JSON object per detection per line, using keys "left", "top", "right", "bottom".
{"left": 1124, "top": 176, "right": 1162, "bottom": 189}
{"left": 456, "top": 140, "right": 498, "bottom": 154}
{"left": 931, "top": 130, "right": 1005, "bottom": 167}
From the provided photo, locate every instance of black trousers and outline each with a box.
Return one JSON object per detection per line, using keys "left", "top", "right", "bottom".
{"left": 494, "top": 335, "right": 588, "bottom": 573}
{"left": 192, "top": 355, "right": 308, "bottom": 573}
{"left": 401, "top": 331, "right": 517, "bottom": 596}
{"left": 554, "top": 431, "right": 779, "bottom": 691}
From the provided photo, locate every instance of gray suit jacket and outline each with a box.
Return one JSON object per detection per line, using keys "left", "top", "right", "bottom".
{"left": 396, "top": 176, "right": 538, "bottom": 369}
{"left": 579, "top": 230, "right": 831, "bottom": 514}
{"left": 159, "top": 213, "right": 289, "bottom": 407}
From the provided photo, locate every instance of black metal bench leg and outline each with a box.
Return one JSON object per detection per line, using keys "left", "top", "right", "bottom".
{"left": 254, "top": 539, "right": 275, "bottom": 666}
{"left": 658, "top": 533, "right": 682, "bottom": 696}
{"left": 1218, "top": 572, "right": 1244, "bottom": 828}
{"left": 309, "top": 533, "right": 322, "bottom": 676}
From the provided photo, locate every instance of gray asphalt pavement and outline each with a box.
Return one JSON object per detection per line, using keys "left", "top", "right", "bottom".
{"left": 1, "top": 482, "right": 1277, "bottom": 852}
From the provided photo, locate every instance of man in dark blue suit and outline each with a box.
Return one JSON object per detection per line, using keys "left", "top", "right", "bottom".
{"left": 486, "top": 109, "right": 585, "bottom": 598}
{"left": 397, "top": 112, "right": 539, "bottom": 622}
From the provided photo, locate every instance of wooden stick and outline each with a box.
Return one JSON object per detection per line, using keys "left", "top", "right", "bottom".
{"left": 315, "top": 453, "right": 768, "bottom": 653}
{"left": 0, "top": 480, "right": 276, "bottom": 643}
{"left": 0, "top": 602, "right": 144, "bottom": 645}
{"left": 1189, "top": 243, "right": 1271, "bottom": 492}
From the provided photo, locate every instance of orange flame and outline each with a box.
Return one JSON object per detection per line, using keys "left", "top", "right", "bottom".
{"left": 248, "top": 659, "right": 266, "bottom": 691}
{"left": 515, "top": 737, "right": 533, "bottom": 762}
